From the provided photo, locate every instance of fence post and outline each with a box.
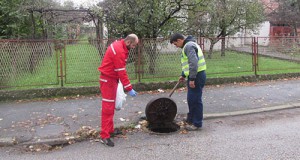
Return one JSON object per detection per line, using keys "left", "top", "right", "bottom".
{"left": 59, "top": 47, "right": 64, "bottom": 87}
{"left": 137, "top": 39, "right": 142, "bottom": 83}
{"left": 252, "top": 37, "right": 258, "bottom": 76}
{"left": 55, "top": 40, "right": 65, "bottom": 87}
{"left": 63, "top": 40, "right": 67, "bottom": 86}
{"left": 199, "top": 37, "right": 204, "bottom": 52}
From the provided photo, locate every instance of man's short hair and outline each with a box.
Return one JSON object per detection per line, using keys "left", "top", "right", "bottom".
{"left": 125, "top": 34, "right": 138, "bottom": 43}
{"left": 170, "top": 33, "right": 184, "bottom": 44}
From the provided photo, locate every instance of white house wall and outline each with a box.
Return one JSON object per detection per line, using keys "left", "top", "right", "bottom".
{"left": 200, "top": 21, "right": 271, "bottom": 52}
{"left": 244, "top": 21, "right": 270, "bottom": 46}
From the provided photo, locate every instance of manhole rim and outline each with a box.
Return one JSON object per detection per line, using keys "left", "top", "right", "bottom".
{"left": 146, "top": 122, "right": 181, "bottom": 135}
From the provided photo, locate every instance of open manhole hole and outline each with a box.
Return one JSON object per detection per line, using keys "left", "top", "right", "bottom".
{"left": 147, "top": 122, "right": 180, "bottom": 133}
{"left": 145, "top": 97, "right": 180, "bottom": 134}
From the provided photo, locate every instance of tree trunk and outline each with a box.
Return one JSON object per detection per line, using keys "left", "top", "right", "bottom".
{"left": 221, "top": 36, "right": 226, "bottom": 56}
{"left": 29, "top": 43, "right": 37, "bottom": 73}
{"left": 96, "top": 18, "right": 103, "bottom": 40}
{"left": 293, "top": 24, "right": 298, "bottom": 37}
{"left": 208, "top": 38, "right": 218, "bottom": 59}
{"left": 92, "top": 16, "right": 104, "bottom": 57}
{"left": 208, "top": 42, "right": 214, "bottom": 59}
{"left": 30, "top": 11, "right": 36, "bottom": 39}
{"left": 40, "top": 18, "right": 47, "bottom": 39}
{"left": 149, "top": 43, "right": 157, "bottom": 75}
{"left": 145, "top": 39, "right": 157, "bottom": 75}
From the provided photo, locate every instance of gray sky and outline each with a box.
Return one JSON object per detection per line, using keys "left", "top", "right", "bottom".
{"left": 57, "top": 0, "right": 99, "bottom": 7}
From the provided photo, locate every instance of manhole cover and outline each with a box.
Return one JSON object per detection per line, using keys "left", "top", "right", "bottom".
{"left": 145, "top": 97, "right": 179, "bottom": 134}
{"left": 145, "top": 97, "right": 177, "bottom": 124}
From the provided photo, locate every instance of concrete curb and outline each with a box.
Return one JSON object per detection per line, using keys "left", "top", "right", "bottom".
{"left": 1, "top": 73, "right": 300, "bottom": 101}
{"left": 0, "top": 137, "right": 17, "bottom": 147}
{"left": 204, "top": 103, "right": 300, "bottom": 119}
{"left": 21, "top": 138, "right": 71, "bottom": 146}
{"left": 1, "top": 103, "right": 299, "bottom": 147}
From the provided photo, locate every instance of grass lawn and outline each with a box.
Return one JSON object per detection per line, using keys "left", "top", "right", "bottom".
{"left": 63, "top": 42, "right": 101, "bottom": 84}
{"left": 2, "top": 43, "right": 300, "bottom": 90}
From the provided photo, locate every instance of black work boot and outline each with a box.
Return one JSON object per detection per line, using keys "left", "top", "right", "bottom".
{"left": 100, "top": 138, "right": 114, "bottom": 147}
{"left": 110, "top": 129, "right": 123, "bottom": 137}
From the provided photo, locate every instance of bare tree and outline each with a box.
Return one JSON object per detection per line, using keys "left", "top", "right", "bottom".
{"left": 189, "top": 0, "right": 265, "bottom": 58}
{"left": 99, "top": 0, "right": 205, "bottom": 74}
{"left": 269, "top": 0, "right": 300, "bottom": 37}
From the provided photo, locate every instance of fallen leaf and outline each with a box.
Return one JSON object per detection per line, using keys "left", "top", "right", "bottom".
{"left": 215, "top": 120, "right": 223, "bottom": 124}
{"left": 135, "top": 124, "right": 141, "bottom": 129}
{"left": 179, "top": 87, "right": 186, "bottom": 91}
{"left": 64, "top": 133, "right": 71, "bottom": 136}
{"left": 180, "top": 130, "right": 188, "bottom": 134}
{"left": 176, "top": 121, "right": 185, "bottom": 127}
{"left": 65, "top": 136, "right": 75, "bottom": 140}
{"left": 139, "top": 120, "right": 148, "bottom": 126}
{"left": 71, "top": 114, "right": 78, "bottom": 119}
{"left": 158, "top": 89, "right": 164, "bottom": 93}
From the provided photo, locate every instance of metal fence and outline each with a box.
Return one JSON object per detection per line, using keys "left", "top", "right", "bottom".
{"left": 1, "top": 37, "right": 300, "bottom": 89}
{"left": 256, "top": 37, "right": 300, "bottom": 72}
{"left": 0, "top": 40, "right": 59, "bottom": 88}
{"left": 200, "top": 37, "right": 254, "bottom": 75}
{"left": 200, "top": 36, "right": 300, "bottom": 76}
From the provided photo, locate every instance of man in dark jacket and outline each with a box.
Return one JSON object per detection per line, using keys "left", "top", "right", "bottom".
{"left": 170, "top": 33, "right": 206, "bottom": 131}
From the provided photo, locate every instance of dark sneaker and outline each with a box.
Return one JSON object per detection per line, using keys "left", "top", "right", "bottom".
{"left": 110, "top": 129, "right": 123, "bottom": 137}
{"left": 183, "top": 118, "right": 192, "bottom": 125}
{"left": 185, "top": 124, "right": 201, "bottom": 131}
{"left": 100, "top": 138, "right": 114, "bottom": 147}
{"left": 183, "top": 116, "right": 192, "bottom": 125}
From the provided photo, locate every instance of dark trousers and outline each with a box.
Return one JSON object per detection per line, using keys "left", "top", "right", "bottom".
{"left": 187, "top": 70, "right": 206, "bottom": 127}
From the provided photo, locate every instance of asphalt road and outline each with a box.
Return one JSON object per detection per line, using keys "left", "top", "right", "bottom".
{"left": 1, "top": 78, "right": 300, "bottom": 139}
{"left": 1, "top": 108, "right": 300, "bottom": 160}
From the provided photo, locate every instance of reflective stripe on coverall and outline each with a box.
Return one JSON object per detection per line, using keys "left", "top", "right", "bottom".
{"left": 99, "top": 76, "right": 118, "bottom": 139}
{"left": 99, "top": 41, "right": 132, "bottom": 139}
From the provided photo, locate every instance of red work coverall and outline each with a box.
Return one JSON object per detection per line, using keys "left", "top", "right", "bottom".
{"left": 98, "top": 39, "right": 133, "bottom": 139}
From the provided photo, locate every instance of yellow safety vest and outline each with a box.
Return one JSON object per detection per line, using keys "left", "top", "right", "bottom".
{"left": 181, "top": 41, "right": 206, "bottom": 77}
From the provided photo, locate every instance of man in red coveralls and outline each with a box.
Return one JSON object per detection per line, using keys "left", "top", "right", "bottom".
{"left": 98, "top": 34, "right": 139, "bottom": 147}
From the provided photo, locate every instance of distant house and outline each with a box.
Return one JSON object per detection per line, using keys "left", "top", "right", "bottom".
{"left": 248, "top": 0, "right": 300, "bottom": 38}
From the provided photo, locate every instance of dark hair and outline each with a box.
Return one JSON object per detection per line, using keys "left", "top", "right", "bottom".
{"left": 170, "top": 33, "right": 184, "bottom": 44}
